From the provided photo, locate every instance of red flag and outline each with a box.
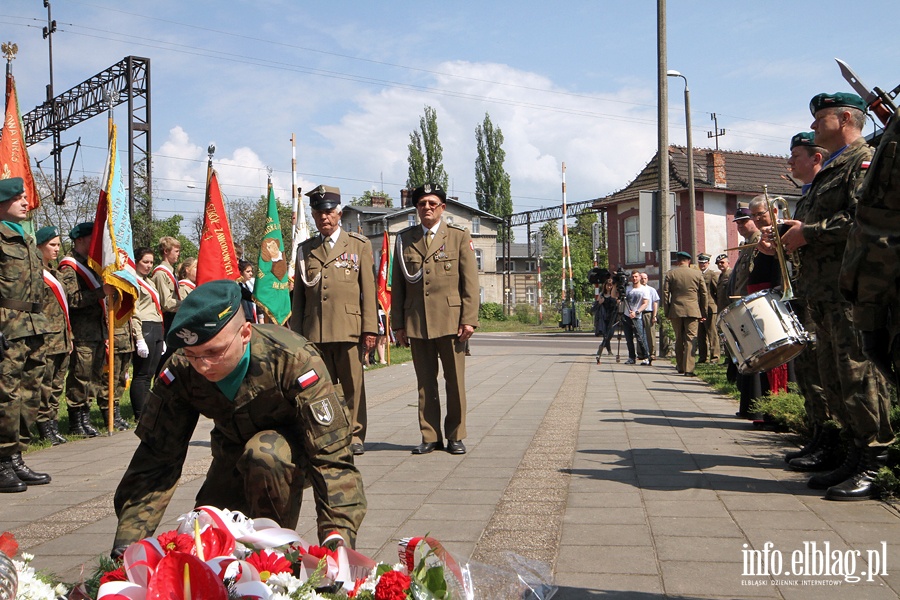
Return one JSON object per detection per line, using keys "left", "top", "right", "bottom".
{"left": 1, "top": 71, "right": 39, "bottom": 212}
{"left": 376, "top": 230, "right": 391, "bottom": 312}
{"left": 196, "top": 170, "right": 240, "bottom": 284}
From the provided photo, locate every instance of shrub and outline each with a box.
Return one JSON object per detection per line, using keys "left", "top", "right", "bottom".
{"left": 479, "top": 302, "right": 505, "bottom": 321}
{"left": 513, "top": 303, "right": 537, "bottom": 324}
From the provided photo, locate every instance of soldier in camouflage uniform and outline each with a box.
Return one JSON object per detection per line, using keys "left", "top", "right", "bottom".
{"left": 781, "top": 92, "right": 893, "bottom": 500}
{"left": 95, "top": 318, "right": 135, "bottom": 432}
{"left": 58, "top": 222, "right": 111, "bottom": 438}
{"left": 112, "top": 279, "right": 366, "bottom": 555}
{"left": 0, "top": 178, "right": 52, "bottom": 493}
{"left": 840, "top": 112, "right": 900, "bottom": 390}
{"left": 35, "top": 226, "right": 70, "bottom": 445}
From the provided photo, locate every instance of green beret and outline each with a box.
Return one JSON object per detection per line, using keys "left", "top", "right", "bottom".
{"left": 166, "top": 279, "right": 242, "bottom": 350}
{"left": 305, "top": 185, "right": 341, "bottom": 211}
{"left": 809, "top": 92, "right": 866, "bottom": 116}
{"left": 69, "top": 222, "right": 95, "bottom": 240}
{"left": 36, "top": 226, "right": 60, "bottom": 246}
{"left": 790, "top": 131, "right": 817, "bottom": 150}
{"left": 0, "top": 177, "right": 25, "bottom": 203}
{"left": 675, "top": 251, "right": 692, "bottom": 261}
{"left": 410, "top": 182, "right": 447, "bottom": 207}
{"left": 697, "top": 253, "right": 710, "bottom": 262}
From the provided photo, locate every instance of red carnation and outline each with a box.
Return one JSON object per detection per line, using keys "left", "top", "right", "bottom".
{"left": 99, "top": 565, "right": 128, "bottom": 585}
{"left": 0, "top": 532, "right": 18, "bottom": 559}
{"left": 245, "top": 550, "right": 293, "bottom": 583}
{"left": 374, "top": 570, "right": 411, "bottom": 600}
{"left": 157, "top": 530, "right": 194, "bottom": 554}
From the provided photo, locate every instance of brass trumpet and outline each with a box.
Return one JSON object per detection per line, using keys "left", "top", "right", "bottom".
{"left": 763, "top": 186, "right": 797, "bottom": 301}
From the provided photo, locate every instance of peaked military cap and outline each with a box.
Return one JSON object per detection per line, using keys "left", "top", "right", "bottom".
{"left": 809, "top": 92, "right": 866, "bottom": 116}
{"left": 36, "top": 225, "right": 60, "bottom": 246}
{"left": 306, "top": 185, "right": 341, "bottom": 211}
{"left": 790, "top": 131, "right": 817, "bottom": 149}
{"left": 410, "top": 182, "right": 447, "bottom": 207}
{"left": 69, "top": 222, "right": 95, "bottom": 240}
{"left": 697, "top": 253, "right": 710, "bottom": 262}
{"left": 675, "top": 251, "right": 692, "bottom": 261}
{"left": 715, "top": 253, "right": 728, "bottom": 263}
{"left": 733, "top": 207, "right": 751, "bottom": 222}
{"left": 166, "top": 279, "right": 242, "bottom": 350}
{"left": 0, "top": 177, "right": 24, "bottom": 203}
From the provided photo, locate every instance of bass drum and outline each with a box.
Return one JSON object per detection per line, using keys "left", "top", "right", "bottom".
{"left": 718, "top": 290, "right": 808, "bottom": 375}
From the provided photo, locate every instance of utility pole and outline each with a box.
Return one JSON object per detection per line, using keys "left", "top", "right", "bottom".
{"left": 708, "top": 112, "right": 726, "bottom": 151}
{"left": 42, "top": 0, "right": 65, "bottom": 205}
{"left": 657, "top": 0, "right": 670, "bottom": 281}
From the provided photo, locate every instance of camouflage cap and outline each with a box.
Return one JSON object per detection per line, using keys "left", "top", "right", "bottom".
{"left": 733, "top": 207, "right": 751, "bottom": 222}
{"left": 166, "top": 279, "right": 242, "bottom": 350}
{"left": 790, "top": 131, "right": 817, "bottom": 149}
{"left": 715, "top": 253, "right": 728, "bottom": 263}
{"left": 69, "top": 222, "right": 95, "bottom": 240}
{"left": 410, "top": 182, "right": 447, "bottom": 207}
{"left": 306, "top": 185, "right": 341, "bottom": 211}
{"left": 36, "top": 225, "right": 60, "bottom": 246}
{"left": 0, "top": 177, "right": 24, "bottom": 203}
{"left": 697, "top": 253, "right": 710, "bottom": 262}
{"left": 809, "top": 92, "right": 866, "bottom": 116}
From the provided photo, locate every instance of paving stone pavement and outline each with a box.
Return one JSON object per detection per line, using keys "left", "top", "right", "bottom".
{"left": 1, "top": 331, "right": 899, "bottom": 598}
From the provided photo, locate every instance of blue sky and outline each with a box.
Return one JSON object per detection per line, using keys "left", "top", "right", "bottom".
{"left": 3, "top": 0, "right": 898, "bottom": 232}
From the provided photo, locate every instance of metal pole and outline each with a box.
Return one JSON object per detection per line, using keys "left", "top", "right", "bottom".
{"left": 668, "top": 71, "right": 697, "bottom": 262}
{"left": 657, "top": 0, "right": 670, "bottom": 280}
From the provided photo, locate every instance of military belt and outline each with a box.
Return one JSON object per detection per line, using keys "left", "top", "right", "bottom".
{"left": 0, "top": 298, "right": 44, "bottom": 313}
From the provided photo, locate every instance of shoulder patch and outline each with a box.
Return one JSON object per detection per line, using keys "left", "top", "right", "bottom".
{"left": 861, "top": 160, "right": 870, "bottom": 169}
{"left": 348, "top": 231, "right": 369, "bottom": 242}
{"left": 309, "top": 397, "right": 335, "bottom": 425}
{"left": 297, "top": 369, "right": 319, "bottom": 390}
{"left": 448, "top": 223, "right": 467, "bottom": 231}
{"left": 160, "top": 368, "right": 176, "bottom": 385}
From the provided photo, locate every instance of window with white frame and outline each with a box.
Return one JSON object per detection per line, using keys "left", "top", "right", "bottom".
{"left": 624, "top": 216, "right": 640, "bottom": 264}
{"left": 526, "top": 287, "right": 536, "bottom": 304}
{"left": 525, "top": 260, "right": 536, "bottom": 272}
{"left": 474, "top": 248, "right": 483, "bottom": 271}
{"left": 407, "top": 214, "right": 417, "bottom": 228}
{"left": 471, "top": 216, "right": 480, "bottom": 234}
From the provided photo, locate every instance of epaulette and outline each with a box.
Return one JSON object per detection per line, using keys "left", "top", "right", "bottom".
{"left": 448, "top": 223, "right": 467, "bottom": 231}
{"left": 348, "top": 231, "right": 369, "bottom": 242}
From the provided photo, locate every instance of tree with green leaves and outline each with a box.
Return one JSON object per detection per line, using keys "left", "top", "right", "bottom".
{"left": 226, "top": 194, "right": 294, "bottom": 264}
{"left": 475, "top": 113, "right": 513, "bottom": 241}
{"left": 536, "top": 211, "right": 600, "bottom": 304}
{"left": 351, "top": 190, "right": 394, "bottom": 207}
{"left": 407, "top": 105, "right": 449, "bottom": 190}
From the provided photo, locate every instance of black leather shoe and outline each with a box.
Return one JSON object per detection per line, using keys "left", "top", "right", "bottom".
{"left": 808, "top": 443, "right": 859, "bottom": 490}
{"left": 412, "top": 441, "right": 443, "bottom": 455}
{"left": 684, "top": 371, "right": 696, "bottom": 377}
{"left": 350, "top": 443, "right": 365, "bottom": 456}
{"left": 825, "top": 446, "right": 883, "bottom": 501}
{"left": 447, "top": 440, "right": 466, "bottom": 455}
{"left": 0, "top": 459, "right": 26, "bottom": 493}
{"left": 11, "top": 452, "right": 50, "bottom": 485}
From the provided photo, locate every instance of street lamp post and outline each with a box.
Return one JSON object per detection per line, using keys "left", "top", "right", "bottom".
{"left": 667, "top": 70, "right": 697, "bottom": 262}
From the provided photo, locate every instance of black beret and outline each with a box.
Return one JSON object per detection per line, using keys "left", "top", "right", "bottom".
{"left": 166, "top": 279, "right": 242, "bottom": 350}
{"left": 306, "top": 185, "right": 341, "bottom": 211}
{"left": 715, "top": 253, "right": 728, "bottom": 263}
{"left": 409, "top": 182, "right": 447, "bottom": 207}
{"left": 0, "top": 177, "right": 24, "bottom": 203}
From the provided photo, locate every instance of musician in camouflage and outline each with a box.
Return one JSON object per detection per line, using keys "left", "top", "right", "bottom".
{"left": 112, "top": 279, "right": 366, "bottom": 555}
{"left": 781, "top": 92, "right": 893, "bottom": 500}
{"left": 0, "top": 178, "right": 52, "bottom": 492}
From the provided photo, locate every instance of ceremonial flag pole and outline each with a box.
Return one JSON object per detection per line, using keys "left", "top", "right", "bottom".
{"left": 1, "top": 43, "right": 39, "bottom": 237}
{"left": 253, "top": 171, "right": 291, "bottom": 325}
{"left": 196, "top": 146, "right": 240, "bottom": 284}
{"left": 288, "top": 134, "right": 309, "bottom": 279}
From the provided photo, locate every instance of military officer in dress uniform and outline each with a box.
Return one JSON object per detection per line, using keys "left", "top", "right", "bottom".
{"left": 391, "top": 183, "right": 479, "bottom": 455}
{"left": 290, "top": 185, "right": 377, "bottom": 456}
{"left": 663, "top": 251, "right": 708, "bottom": 377}
{"left": 0, "top": 178, "right": 52, "bottom": 492}
{"left": 697, "top": 253, "right": 720, "bottom": 363}
{"left": 112, "top": 279, "right": 366, "bottom": 556}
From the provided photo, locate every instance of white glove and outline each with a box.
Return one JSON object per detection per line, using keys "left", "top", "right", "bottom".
{"left": 136, "top": 338, "right": 149, "bottom": 358}
{"left": 161, "top": 341, "right": 167, "bottom": 355}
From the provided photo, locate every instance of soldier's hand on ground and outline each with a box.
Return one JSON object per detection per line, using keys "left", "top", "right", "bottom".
{"left": 458, "top": 324, "right": 475, "bottom": 343}
{"left": 136, "top": 338, "right": 149, "bottom": 358}
{"left": 778, "top": 219, "right": 807, "bottom": 253}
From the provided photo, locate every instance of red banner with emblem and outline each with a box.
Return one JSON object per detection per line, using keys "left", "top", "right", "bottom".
{"left": 196, "top": 169, "right": 240, "bottom": 284}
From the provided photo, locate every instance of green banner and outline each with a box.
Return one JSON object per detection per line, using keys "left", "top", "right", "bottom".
{"left": 254, "top": 183, "right": 291, "bottom": 325}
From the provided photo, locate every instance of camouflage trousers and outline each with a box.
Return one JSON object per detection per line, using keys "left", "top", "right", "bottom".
{"left": 66, "top": 340, "right": 129, "bottom": 411}
{"left": 38, "top": 351, "right": 70, "bottom": 422}
{"left": 790, "top": 301, "right": 829, "bottom": 428}
{"left": 808, "top": 299, "right": 893, "bottom": 446}
{"left": 0, "top": 334, "right": 46, "bottom": 457}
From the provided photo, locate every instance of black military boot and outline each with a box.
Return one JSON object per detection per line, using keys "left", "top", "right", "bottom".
{"left": 73, "top": 406, "right": 100, "bottom": 438}
{"left": 113, "top": 404, "right": 131, "bottom": 431}
{"left": 37, "top": 421, "right": 55, "bottom": 444}
{"left": 789, "top": 427, "right": 843, "bottom": 472}
{"left": 807, "top": 443, "right": 860, "bottom": 490}
{"left": 0, "top": 458, "right": 26, "bottom": 493}
{"left": 49, "top": 420, "right": 67, "bottom": 445}
{"left": 10, "top": 452, "right": 51, "bottom": 485}
{"left": 67, "top": 406, "right": 87, "bottom": 436}
{"left": 784, "top": 425, "right": 821, "bottom": 463}
{"left": 824, "top": 446, "right": 884, "bottom": 501}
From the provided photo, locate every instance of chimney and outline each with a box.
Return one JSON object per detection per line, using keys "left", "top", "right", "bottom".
{"left": 370, "top": 193, "right": 387, "bottom": 208}
{"left": 706, "top": 151, "right": 726, "bottom": 188}
{"left": 401, "top": 188, "right": 410, "bottom": 207}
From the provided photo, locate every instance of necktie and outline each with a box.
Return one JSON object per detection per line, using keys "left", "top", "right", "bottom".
{"left": 425, "top": 230, "right": 433, "bottom": 248}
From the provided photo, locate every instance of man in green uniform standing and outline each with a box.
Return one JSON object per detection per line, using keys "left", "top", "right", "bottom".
{"left": 781, "top": 92, "right": 893, "bottom": 500}
{"left": 663, "top": 251, "right": 708, "bottom": 377}
{"left": 392, "top": 183, "right": 479, "bottom": 455}
{"left": 0, "top": 177, "right": 52, "bottom": 492}
{"left": 112, "top": 279, "right": 366, "bottom": 555}
{"left": 291, "top": 185, "right": 377, "bottom": 456}
{"left": 697, "top": 253, "right": 720, "bottom": 364}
